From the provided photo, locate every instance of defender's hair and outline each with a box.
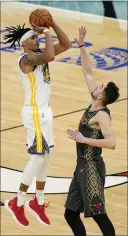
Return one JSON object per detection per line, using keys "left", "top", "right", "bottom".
{"left": 103, "top": 82, "right": 120, "bottom": 105}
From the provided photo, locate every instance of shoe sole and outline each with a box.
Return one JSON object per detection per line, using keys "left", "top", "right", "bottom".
{"left": 25, "top": 201, "right": 50, "bottom": 226}
{"left": 5, "top": 200, "right": 29, "bottom": 227}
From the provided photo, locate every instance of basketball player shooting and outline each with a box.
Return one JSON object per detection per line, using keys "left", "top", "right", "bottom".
{"left": 65, "top": 26, "right": 119, "bottom": 236}
{"left": 3, "top": 15, "right": 71, "bottom": 227}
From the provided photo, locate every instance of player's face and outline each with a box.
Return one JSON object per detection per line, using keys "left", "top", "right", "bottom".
{"left": 26, "top": 34, "right": 39, "bottom": 51}
{"left": 92, "top": 83, "right": 108, "bottom": 99}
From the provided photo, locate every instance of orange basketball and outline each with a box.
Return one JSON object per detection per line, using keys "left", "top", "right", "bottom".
{"left": 29, "top": 8, "right": 53, "bottom": 28}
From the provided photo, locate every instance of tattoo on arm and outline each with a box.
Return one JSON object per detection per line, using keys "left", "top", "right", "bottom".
{"left": 23, "top": 53, "right": 46, "bottom": 66}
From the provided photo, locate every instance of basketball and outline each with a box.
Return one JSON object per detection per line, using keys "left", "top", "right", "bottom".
{"left": 29, "top": 8, "right": 53, "bottom": 28}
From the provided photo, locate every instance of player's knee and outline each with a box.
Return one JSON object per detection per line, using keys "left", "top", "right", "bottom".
{"left": 93, "top": 213, "right": 115, "bottom": 235}
{"left": 93, "top": 213, "right": 108, "bottom": 224}
{"left": 64, "top": 208, "right": 79, "bottom": 223}
{"left": 42, "top": 151, "right": 52, "bottom": 167}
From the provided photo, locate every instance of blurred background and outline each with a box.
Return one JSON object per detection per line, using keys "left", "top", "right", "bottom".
{"left": 20, "top": 1, "right": 127, "bottom": 20}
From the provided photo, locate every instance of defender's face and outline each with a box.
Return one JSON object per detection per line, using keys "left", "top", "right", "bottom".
{"left": 25, "top": 34, "right": 39, "bottom": 51}
{"left": 92, "top": 83, "right": 108, "bottom": 99}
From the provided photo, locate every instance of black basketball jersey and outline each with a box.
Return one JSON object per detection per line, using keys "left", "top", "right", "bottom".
{"left": 76, "top": 104, "right": 111, "bottom": 163}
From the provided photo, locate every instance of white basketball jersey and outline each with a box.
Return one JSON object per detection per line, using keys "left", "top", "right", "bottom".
{"left": 18, "top": 53, "right": 51, "bottom": 107}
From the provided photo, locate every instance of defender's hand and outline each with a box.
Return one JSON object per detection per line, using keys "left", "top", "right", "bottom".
{"left": 67, "top": 129, "right": 85, "bottom": 143}
{"left": 75, "top": 26, "right": 87, "bottom": 46}
{"left": 31, "top": 23, "right": 50, "bottom": 34}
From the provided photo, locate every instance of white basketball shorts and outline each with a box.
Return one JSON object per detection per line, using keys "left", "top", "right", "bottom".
{"left": 21, "top": 105, "right": 54, "bottom": 155}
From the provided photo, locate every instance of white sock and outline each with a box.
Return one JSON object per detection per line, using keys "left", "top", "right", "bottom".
{"left": 36, "top": 190, "right": 44, "bottom": 205}
{"left": 17, "top": 191, "right": 26, "bottom": 207}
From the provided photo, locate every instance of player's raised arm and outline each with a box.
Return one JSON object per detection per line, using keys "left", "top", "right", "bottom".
{"left": 75, "top": 26, "right": 97, "bottom": 95}
{"left": 51, "top": 19, "right": 71, "bottom": 56}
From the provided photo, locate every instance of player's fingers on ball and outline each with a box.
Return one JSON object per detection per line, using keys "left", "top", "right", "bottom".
{"left": 32, "top": 22, "right": 36, "bottom": 27}
{"left": 32, "top": 26, "right": 37, "bottom": 30}
{"left": 34, "top": 29, "right": 38, "bottom": 33}
{"left": 32, "top": 23, "right": 39, "bottom": 29}
{"left": 32, "top": 26, "right": 37, "bottom": 31}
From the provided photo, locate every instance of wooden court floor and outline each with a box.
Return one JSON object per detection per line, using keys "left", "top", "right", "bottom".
{"left": 1, "top": 2, "right": 127, "bottom": 235}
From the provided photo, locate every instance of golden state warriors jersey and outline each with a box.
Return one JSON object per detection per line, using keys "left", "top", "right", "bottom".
{"left": 18, "top": 52, "right": 51, "bottom": 107}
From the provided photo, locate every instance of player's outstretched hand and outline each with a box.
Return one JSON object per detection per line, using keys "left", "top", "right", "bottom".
{"left": 67, "top": 129, "right": 85, "bottom": 143}
{"left": 74, "top": 26, "right": 87, "bottom": 46}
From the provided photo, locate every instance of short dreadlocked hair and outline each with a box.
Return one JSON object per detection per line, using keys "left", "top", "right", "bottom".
{"left": 3, "top": 24, "right": 31, "bottom": 49}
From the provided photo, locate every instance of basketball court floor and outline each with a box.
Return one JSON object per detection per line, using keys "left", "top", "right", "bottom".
{"left": 1, "top": 2, "right": 127, "bottom": 235}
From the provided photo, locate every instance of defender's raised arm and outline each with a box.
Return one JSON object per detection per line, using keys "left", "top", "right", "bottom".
{"left": 75, "top": 26, "right": 97, "bottom": 96}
